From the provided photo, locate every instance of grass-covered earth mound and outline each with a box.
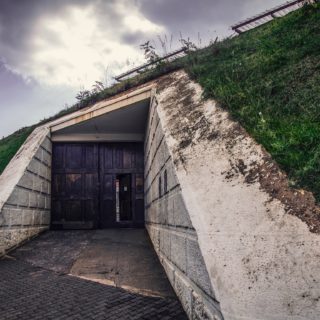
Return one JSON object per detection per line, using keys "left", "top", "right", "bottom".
{"left": 0, "top": 3, "right": 319, "bottom": 202}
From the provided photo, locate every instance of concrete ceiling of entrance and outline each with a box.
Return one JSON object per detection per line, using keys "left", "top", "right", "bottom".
{"left": 51, "top": 99, "right": 150, "bottom": 142}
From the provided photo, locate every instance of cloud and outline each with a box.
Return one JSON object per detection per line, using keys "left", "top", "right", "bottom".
{"left": 0, "top": 0, "right": 285, "bottom": 89}
{"left": 0, "top": 63, "right": 77, "bottom": 137}
{"left": 0, "top": 0, "right": 286, "bottom": 137}
{"left": 0, "top": 0, "right": 164, "bottom": 88}
{"left": 137, "top": 0, "right": 286, "bottom": 44}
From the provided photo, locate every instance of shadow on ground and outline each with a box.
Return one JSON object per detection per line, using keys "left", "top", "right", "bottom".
{"left": 0, "top": 229, "right": 187, "bottom": 320}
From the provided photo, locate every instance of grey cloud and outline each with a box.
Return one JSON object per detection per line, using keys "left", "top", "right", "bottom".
{"left": 0, "top": 0, "right": 285, "bottom": 138}
{"left": 0, "top": 0, "right": 92, "bottom": 65}
{"left": 0, "top": 0, "right": 286, "bottom": 68}
{"left": 0, "top": 0, "right": 142, "bottom": 68}
{"left": 137, "top": 0, "right": 284, "bottom": 43}
{"left": 0, "top": 63, "right": 31, "bottom": 96}
{"left": 121, "top": 31, "right": 148, "bottom": 46}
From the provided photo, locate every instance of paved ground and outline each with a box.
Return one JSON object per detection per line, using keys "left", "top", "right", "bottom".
{"left": 0, "top": 229, "right": 187, "bottom": 320}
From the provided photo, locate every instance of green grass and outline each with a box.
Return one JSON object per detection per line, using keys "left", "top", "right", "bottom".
{"left": 0, "top": 126, "right": 35, "bottom": 173}
{"left": 0, "top": 3, "right": 319, "bottom": 202}
{"left": 184, "top": 3, "right": 320, "bottom": 202}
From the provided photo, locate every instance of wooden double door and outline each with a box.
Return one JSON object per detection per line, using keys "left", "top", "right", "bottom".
{"left": 51, "top": 143, "right": 144, "bottom": 229}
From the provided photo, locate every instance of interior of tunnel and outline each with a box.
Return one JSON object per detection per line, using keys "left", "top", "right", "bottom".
{"left": 50, "top": 98, "right": 151, "bottom": 230}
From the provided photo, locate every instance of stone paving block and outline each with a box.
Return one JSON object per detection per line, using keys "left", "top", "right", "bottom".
{"left": 41, "top": 180, "right": 50, "bottom": 194}
{"left": 160, "top": 195, "right": 169, "bottom": 224}
{"left": 27, "top": 158, "right": 40, "bottom": 175}
{"left": 167, "top": 160, "right": 179, "bottom": 190}
{"left": 46, "top": 168, "right": 52, "bottom": 181}
{"left": 18, "top": 171, "right": 34, "bottom": 190}
{"left": 167, "top": 191, "right": 175, "bottom": 226}
{"left": 161, "top": 256, "right": 175, "bottom": 286}
{"left": 7, "top": 188, "right": 29, "bottom": 207}
{"left": 41, "top": 149, "right": 52, "bottom": 167}
{"left": 9, "top": 208, "right": 25, "bottom": 226}
{"left": 34, "top": 148, "right": 43, "bottom": 162}
{"left": 29, "top": 192, "right": 38, "bottom": 208}
{"left": 41, "top": 136, "right": 52, "bottom": 153}
{"left": 33, "top": 178, "right": 50, "bottom": 195}
{"left": 47, "top": 182, "right": 51, "bottom": 195}
{"left": 32, "top": 176, "right": 43, "bottom": 193}
{"left": 148, "top": 226, "right": 160, "bottom": 252}
{"left": 187, "top": 238, "right": 215, "bottom": 298}
{"left": 174, "top": 272, "right": 193, "bottom": 319}
{"left": 41, "top": 211, "right": 51, "bottom": 225}
{"left": 160, "top": 228, "right": 171, "bottom": 259}
{"left": 171, "top": 233, "right": 187, "bottom": 273}
{"left": 39, "top": 162, "right": 48, "bottom": 180}
{"left": 33, "top": 210, "right": 42, "bottom": 225}
{"left": 174, "top": 191, "right": 193, "bottom": 229}
{"left": 1, "top": 206, "right": 11, "bottom": 226}
{"left": 22, "top": 209, "right": 34, "bottom": 226}
{"left": 38, "top": 194, "right": 46, "bottom": 209}
{"left": 45, "top": 196, "right": 51, "bottom": 210}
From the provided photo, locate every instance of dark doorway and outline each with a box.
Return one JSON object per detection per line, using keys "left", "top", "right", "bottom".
{"left": 51, "top": 143, "right": 144, "bottom": 229}
{"left": 117, "top": 174, "right": 132, "bottom": 222}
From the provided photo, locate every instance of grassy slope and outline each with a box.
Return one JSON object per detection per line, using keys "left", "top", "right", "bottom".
{"left": 0, "top": 4, "right": 319, "bottom": 201}
{"left": 186, "top": 3, "right": 320, "bottom": 202}
{"left": 0, "top": 126, "right": 35, "bottom": 173}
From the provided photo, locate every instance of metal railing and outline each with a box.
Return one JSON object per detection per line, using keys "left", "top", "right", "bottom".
{"left": 231, "top": 0, "right": 310, "bottom": 34}
{"left": 114, "top": 0, "right": 315, "bottom": 82}
{"left": 114, "top": 47, "right": 188, "bottom": 82}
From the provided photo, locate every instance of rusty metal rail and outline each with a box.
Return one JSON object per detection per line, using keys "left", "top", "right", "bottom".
{"left": 231, "top": 0, "right": 310, "bottom": 34}
{"left": 114, "top": 0, "right": 315, "bottom": 82}
{"left": 114, "top": 47, "right": 188, "bottom": 82}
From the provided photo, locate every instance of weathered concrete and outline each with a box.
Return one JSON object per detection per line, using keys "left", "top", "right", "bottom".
{"left": 1, "top": 229, "right": 187, "bottom": 320}
{"left": 0, "top": 127, "right": 52, "bottom": 255}
{"left": 1, "top": 69, "right": 320, "bottom": 320}
{"left": 144, "top": 95, "right": 223, "bottom": 319}
{"left": 155, "top": 70, "right": 320, "bottom": 320}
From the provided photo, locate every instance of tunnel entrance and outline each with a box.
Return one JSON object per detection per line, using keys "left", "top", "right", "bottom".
{"left": 116, "top": 174, "right": 132, "bottom": 223}
{"left": 51, "top": 142, "right": 144, "bottom": 229}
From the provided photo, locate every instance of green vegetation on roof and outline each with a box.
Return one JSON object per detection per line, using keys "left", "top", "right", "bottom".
{"left": 0, "top": 126, "right": 35, "bottom": 174}
{"left": 185, "top": 3, "right": 320, "bottom": 202}
{"left": 0, "top": 3, "right": 319, "bottom": 203}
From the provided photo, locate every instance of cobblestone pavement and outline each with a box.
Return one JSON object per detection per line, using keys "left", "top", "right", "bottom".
{"left": 0, "top": 230, "right": 187, "bottom": 320}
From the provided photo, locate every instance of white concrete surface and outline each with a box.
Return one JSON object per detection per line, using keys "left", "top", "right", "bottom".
{"left": 0, "top": 126, "right": 52, "bottom": 254}
{"left": 1, "top": 67, "right": 320, "bottom": 320}
{"left": 144, "top": 95, "right": 223, "bottom": 319}
{"left": 156, "top": 70, "right": 320, "bottom": 320}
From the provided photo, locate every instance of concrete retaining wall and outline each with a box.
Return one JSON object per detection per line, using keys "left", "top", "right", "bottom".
{"left": 144, "top": 96, "right": 223, "bottom": 319}
{"left": 154, "top": 70, "right": 320, "bottom": 320}
{"left": 2, "top": 70, "right": 320, "bottom": 320}
{"left": 0, "top": 127, "right": 52, "bottom": 255}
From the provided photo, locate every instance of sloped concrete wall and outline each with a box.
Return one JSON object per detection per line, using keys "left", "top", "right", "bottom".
{"left": 154, "top": 70, "right": 320, "bottom": 320}
{"left": 144, "top": 96, "right": 223, "bottom": 319}
{"left": 0, "top": 127, "right": 52, "bottom": 255}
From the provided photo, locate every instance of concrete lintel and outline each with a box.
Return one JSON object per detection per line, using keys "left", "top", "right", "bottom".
{"left": 51, "top": 133, "right": 145, "bottom": 142}
{"left": 50, "top": 85, "right": 154, "bottom": 133}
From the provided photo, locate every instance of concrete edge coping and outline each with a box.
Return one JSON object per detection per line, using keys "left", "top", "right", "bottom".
{"left": 0, "top": 126, "right": 50, "bottom": 214}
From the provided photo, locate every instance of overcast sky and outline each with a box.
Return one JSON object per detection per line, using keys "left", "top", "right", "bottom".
{"left": 0, "top": 0, "right": 284, "bottom": 138}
